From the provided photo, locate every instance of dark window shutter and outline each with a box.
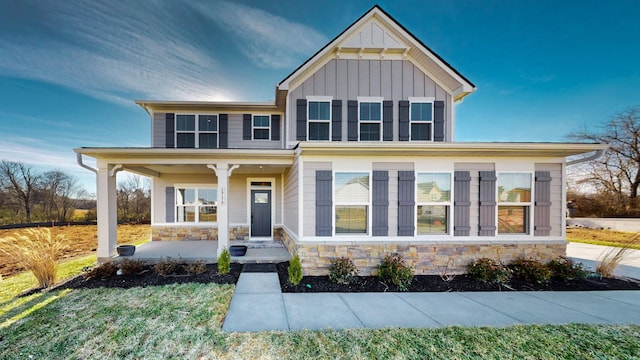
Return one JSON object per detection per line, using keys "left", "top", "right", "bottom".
{"left": 399, "top": 101, "right": 409, "bottom": 141}
{"left": 296, "top": 99, "right": 307, "bottom": 141}
{"left": 219, "top": 114, "right": 228, "bottom": 149}
{"left": 347, "top": 100, "right": 358, "bottom": 141}
{"left": 454, "top": 171, "right": 471, "bottom": 236}
{"left": 165, "top": 113, "right": 175, "bottom": 148}
{"left": 243, "top": 114, "right": 252, "bottom": 140}
{"left": 478, "top": 171, "right": 497, "bottom": 236}
{"left": 383, "top": 100, "right": 393, "bottom": 141}
{"left": 534, "top": 171, "right": 552, "bottom": 236}
{"left": 165, "top": 187, "right": 175, "bottom": 222}
{"left": 372, "top": 171, "right": 389, "bottom": 236}
{"left": 316, "top": 170, "right": 333, "bottom": 236}
{"left": 332, "top": 100, "right": 342, "bottom": 141}
{"left": 398, "top": 171, "right": 415, "bottom": 236}
{"left": 271, "top": 115, "right": 280, "bottom": 141}
{"left": 434, "top": 101, "right": 445, "bottom": 142}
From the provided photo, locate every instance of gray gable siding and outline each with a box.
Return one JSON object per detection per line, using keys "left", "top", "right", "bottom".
{"left": 152, "top": 112, "right": 166, "bottom": 148}
{"left": 288, "top": 59, "right": 452, "bottom": 144}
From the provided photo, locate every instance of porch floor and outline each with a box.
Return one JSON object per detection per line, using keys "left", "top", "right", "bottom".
{"left": 118, "top": 240, "right": 291, "bottom": 264}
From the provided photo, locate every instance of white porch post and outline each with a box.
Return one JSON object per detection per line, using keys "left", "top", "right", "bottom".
{"left": 208, "top": 163, "right": 239, "bottom": 256}
{"left": 96, "top": 161, "right": 118, "bottom": 261}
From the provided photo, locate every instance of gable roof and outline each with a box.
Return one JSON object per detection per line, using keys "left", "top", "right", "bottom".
{"left": 278, "top": 5, "right": 475, "bottom": 101}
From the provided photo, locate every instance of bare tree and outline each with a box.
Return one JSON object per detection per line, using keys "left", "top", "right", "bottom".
{"left": 117, "top": 173, "right": 151, "bottom": 222}
{"left": 0, "top": 161, "right": 40, "bottom": 222}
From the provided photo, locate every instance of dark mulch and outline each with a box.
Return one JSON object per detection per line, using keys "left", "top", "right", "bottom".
{"left": 275, "top": 262, "right": 640, "bottom": 293}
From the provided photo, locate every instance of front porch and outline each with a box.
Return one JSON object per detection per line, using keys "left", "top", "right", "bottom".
{"left": 119, "top": 240, "right": 291, "bottom": 264}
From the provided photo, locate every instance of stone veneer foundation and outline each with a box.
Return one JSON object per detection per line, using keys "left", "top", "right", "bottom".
{"left": 152, "top": 225, "right": 284, "bottom": 242}
{"left": 281, "top": 230, "right": 566, "bottom": 276}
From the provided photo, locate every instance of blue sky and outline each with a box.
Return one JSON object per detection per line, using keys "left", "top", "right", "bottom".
{"left": 0, "top": 0, "right": 638, "bottom": 194}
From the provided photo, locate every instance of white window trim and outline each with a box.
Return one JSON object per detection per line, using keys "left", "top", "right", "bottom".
{"left": 306, "top": 96, "right": 332, "bottom": 141}
{"left": 333, "top": 171, "right": 371, "bottom": 236}
{"left": 357, "top": 96, "right": 384, "bottom": 142}
{"left": 415, "top": 172, "right": 453, "bottom": 236}
{"left": 408, "top": 97, "right": 435, "bottom": 142}
{"left": 174, "top": 113, "right": 219, "bottom": 149}
{"left": 496, "top": 172, "right": 534, "bottom": 236}
{"left": 174, "top": 185, "right": 219, "bottom": 224}
{"left": 252, "top": 115, "right": 271, "bottom": 141}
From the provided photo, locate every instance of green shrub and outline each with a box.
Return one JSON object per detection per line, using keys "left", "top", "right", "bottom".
{"left": 328, "top": 257, "right": 358, "bottom": 284}
{"left": 547, "top": 257, "right": 587, "bottom": 281}
{"left": 120, "top": 258, "right": 146, "bottom": 275}
{"left": 155, "top": 257, "right": 180, "bottom": 276}
{"left": 467, "top": 258, "right": 511, "bottom": 284}
{"left": 217, "top": 249, "right": 231, "bottom": 275}
{"left": 508, "top": 257, "right": 552, "bottom": 284}
{"left": 184, "top": 260, "right": 207, "bottom": 275}
{"left": 377, "top": 253, "right": 414, "bottom": 291}
{"left": 83, "top": 262, "right": 118, "bottom": 279}
{"left": 288, "top": 255, "right": 303, "bottom": 285}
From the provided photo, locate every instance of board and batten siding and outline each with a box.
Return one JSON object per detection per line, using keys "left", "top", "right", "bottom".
{"left": 287, "top": 59, "right": 453, "bottom": 144}
{"left": 302, "top": 162, "right": 332, "bottom": 237}
{"left": 152, "top": 112, "right": 166, "bottom": 148}
{"left": 535, "top": 163, "right": 562, "bottom": 237}
{"left": 283, "top": 159, "right": 300, "bottom": 236}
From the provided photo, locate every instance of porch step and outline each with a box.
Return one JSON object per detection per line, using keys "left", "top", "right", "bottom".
{"left": 229, "top": 240, "right": 285, "bottom": 249}
{"left": 242, "top": 263, "right": 278, "bottom": 273}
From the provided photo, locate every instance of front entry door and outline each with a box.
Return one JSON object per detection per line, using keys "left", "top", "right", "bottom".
{"left": 251, "top": 190, "right": 271, "bottom": 237}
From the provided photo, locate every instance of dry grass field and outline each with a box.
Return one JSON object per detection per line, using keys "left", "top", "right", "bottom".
{"left": 566, "top": 227, "right": 640, "bottom": 249}
{"left": 0, "top": 224, "right": 150, "bottom": 277}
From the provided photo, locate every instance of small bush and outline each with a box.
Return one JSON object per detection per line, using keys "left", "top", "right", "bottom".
{"left": 467, "top": 258, "right": 511, "bottom": 284}
{"left": 83, "top": 262, "right": 119, "bottom": 279}
{"left": 508, "top": 257, "right": 552, "bottom": 284}
{"left": 547, "top": 257, "right": 587, "bottom": 281}
{"left": 184, "top": 260, "right": 207, "bottom": 275}
{"left": 328, "top": 257, "right": 358, "bottom": 284}
{"left": 218, "top": 249, "right": 231, "bottom": 275}
{"left": 155, "top": 257, "right": 180, "bottom": 276}
{"left": 0, "top": 228, "right": 68, "bottom": 288}
{"left": 120, "top": 258, "right": 146, "bottom": 275}
{"left": 377, "top": 253, "right": 414, "bottom": 291}
{"left": 288, "top": 255, "right": 303, "bottom": 285}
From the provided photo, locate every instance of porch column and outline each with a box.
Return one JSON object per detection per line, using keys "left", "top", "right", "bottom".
{"left": 96, "top": 161, "right": 118, "bottom": 261}
{"left": 208, "top": 163, "right": 239, "bottom": 256}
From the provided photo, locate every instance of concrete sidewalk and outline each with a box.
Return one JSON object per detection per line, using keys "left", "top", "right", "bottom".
{"left": 567, "top": 242, "right": 640, "bottom": 279}
{"left": 222, "top": 272, "right": 640, "bottom": 332}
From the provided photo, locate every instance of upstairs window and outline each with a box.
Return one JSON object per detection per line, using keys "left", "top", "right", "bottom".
{"left": 335, "top": 172, "right": 370, "bottom": 234}
{"left": 198, "top": 115, "right": 218, "bottom": 149}
{"left": 359, "top": 99, "right": 382, "bottom": 141}
{"left": 175, "top": 114, "right": 218, "bottom": 148}
{"left": 253, "top": 115, "right": 270, "bottom": 140}
{"left": 497, "top": 173, "right": 532, "bottom": 234}
{"left": 416, "top": 173, "right": 451, "bottom": 235}
{"left": 410, "top": 99, "right": 433, "bottom": 141}
{"left": 176, "top": 114, "right": 196, "bottom": 148}
{"left": 176, "top": 187, "right": 217, "bottom": 223}
{"left": 308, "top": 100, "right": 331, "bottom": 141}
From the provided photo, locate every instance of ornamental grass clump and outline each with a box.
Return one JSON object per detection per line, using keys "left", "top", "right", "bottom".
{"left": 467, "top": 258, "right": 511, "bottom": 284}
{"left": 328, "top": 257, "right": 358, "bottom": 284}
{"left": 596, "top": 233, "right": 640, "bottom": 278}
{"left": 0, "top": 228, "right": 68, "bottom": 288}
{"left": 377, "top": 253, "right": 414, "bottom": 291}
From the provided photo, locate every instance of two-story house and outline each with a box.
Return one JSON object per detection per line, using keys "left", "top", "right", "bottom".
{"left": 76, "top": 6, "right": 605, "bottom": 275}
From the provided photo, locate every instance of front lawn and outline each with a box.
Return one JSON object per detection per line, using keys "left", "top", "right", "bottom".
{"left": 1, "top": 284, "right": 639, "bottom": 359}
{"left": 567, "top": 228, "right": 640, "bottom": 250}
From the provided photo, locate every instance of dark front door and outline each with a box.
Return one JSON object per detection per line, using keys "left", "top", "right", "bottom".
{"left": 251, "top": 190, "right": 271, "bottom": 237}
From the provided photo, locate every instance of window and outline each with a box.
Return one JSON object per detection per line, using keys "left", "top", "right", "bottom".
{"left": 497, "top": 173, "right": 532, "bottom": 234}
{"left": 253, "top": 115, "right": 270, "bottom": 140}
{"left": 176, "top": 187, "right": 217, "bottom": 222}
{"left": 175, "top": 114, "right": 218, "bottom": 148}
{"left": 410, "top": 101, "right": 433, "bottom": 141}
{"left": 359, "top": 100, "right": 382, "bottom": 141}
{"left": 334, "top": 172, "right": 369, "bottom": 234}
{"left": 416, "top": 173, "right": 451, "bottom": 235}
{"left": 308, "top": 101, "right": 331, "bottom": 140}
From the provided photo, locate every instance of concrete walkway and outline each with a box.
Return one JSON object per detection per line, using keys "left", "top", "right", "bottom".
{"left": 567, "top": 242, "right": 640, "bottom": 279}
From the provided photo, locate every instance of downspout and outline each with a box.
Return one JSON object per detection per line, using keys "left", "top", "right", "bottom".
{"left": 566, "top": 149, "right": 606, "bottom": 166}
{"left": 76, "top": 153, "right": 97, "bottom": 174}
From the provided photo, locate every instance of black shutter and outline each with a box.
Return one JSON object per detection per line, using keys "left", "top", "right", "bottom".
{"left": 316, "top": 170, "right": 333, "bottom": 236}
{"left": 219, "top": 114, "right": 228, "bottom": 149}
{"left": 296, "top": 99, "right": 307, "bottom": 141}
{"left": 165, "top": 113, "right": 175, "bottom": 148}
{"left": 534, "top": 171, "right": 552, "bottom": 236}
{"left": 165, "top": 187, "right": 175, "bottom": 222}
{"left": 398, "top": 171, "right": 415, "bottom": 236}
{"left": 347, "top": 100, "right": 358, "bottom": 141}
{"left": 453, "top": 171, "right": 471, "bottom": 236}
{"left": 478, "top": 171, "right": 497, "bottom": 236}
{"left": 399, "top": 101, "right": 409, "bottom": 141}
{"left": 372, "top": 171, "right": 389, "bottom": 236}
{"left": 243, "top": 114, "right": 252, "bottom": 140}
{"left": 434, "top": 101, "right": 445, "bottom": 142}
{"left": 383, "top": 100, "right": 393, "bottom": 141}
{"left": 332, "top": 100, "right": 342, "bottom": 141}
{"left": 271, "top": 115, "right": 280, "bottom": 141}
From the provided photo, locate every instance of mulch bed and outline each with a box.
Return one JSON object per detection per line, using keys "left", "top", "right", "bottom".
{"left": 276, "top": 262, "right": 640, "bottom": 293}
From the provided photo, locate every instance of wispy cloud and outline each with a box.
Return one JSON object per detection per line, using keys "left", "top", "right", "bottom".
{"left": 196, "top": 0, "right": 327, "bottom": 69}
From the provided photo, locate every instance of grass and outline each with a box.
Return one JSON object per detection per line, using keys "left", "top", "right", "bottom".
{"left": 567, "top": 228, "right": 640, "bottom": 250}
{"left": 0, "top": 284, "right": 639, "bottom": 359}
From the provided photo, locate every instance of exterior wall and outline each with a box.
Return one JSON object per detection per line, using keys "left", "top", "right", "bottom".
{"left": 302, "top": 161, "right": 332, "bottom": 237}
{"left": 152, "top": 173, "right": 219, "bottom": 224}
{"left": 454, "top": 162, "right": 495, "bottom": 236}
{"left": 227, "top": 113, "right": 283, "bottom": 149}
{"left": 536, "top": 163, "right": 563, "bottom": 237}
{"left": 287, "top": 59, "right": 453, "bottom": 144}
{"left": 283, "top": 159, "right": 300, "bottom": 236}
{"left": 372, "top": 162, "right": 414, "bottom": 237}
{"left": 152, "top": 111, "right": 165, "bottom": 148}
